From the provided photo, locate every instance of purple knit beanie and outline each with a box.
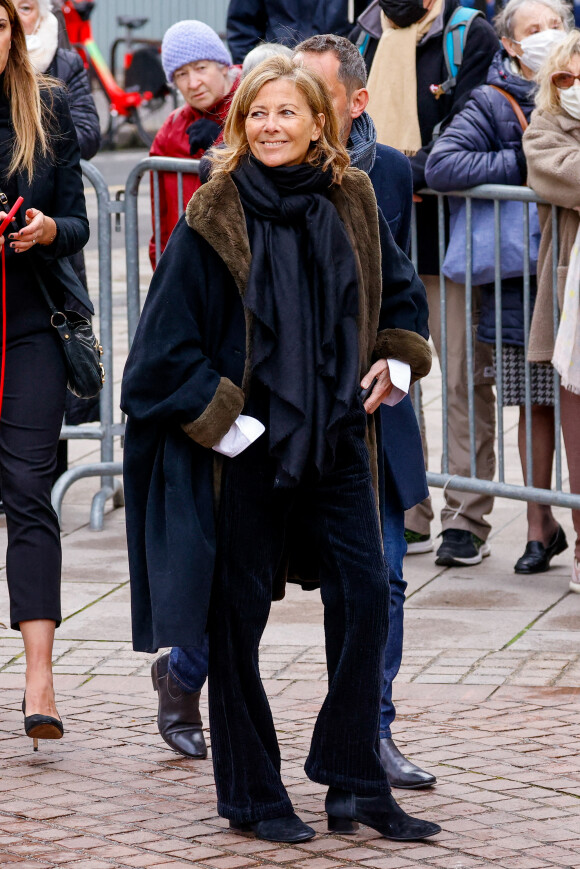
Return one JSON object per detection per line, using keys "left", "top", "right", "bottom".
{"left": 162, "top": 20, "right": 232, "bottom": 82}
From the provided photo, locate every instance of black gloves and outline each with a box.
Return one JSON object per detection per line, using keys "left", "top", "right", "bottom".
{"left": 186, "top": 118, "right": 222, "bottom": 155}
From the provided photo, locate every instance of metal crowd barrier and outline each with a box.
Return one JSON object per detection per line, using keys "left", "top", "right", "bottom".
{"left": 411, "top": 184, "right": 580, "bottom": 510}
{"left": 53, "top": 156, "right": 201, "bottom": 532}
{"left": 55, "top": 157, "right": 579, "bottom": 531}
{"left": 125, "top": 156, "right": 200, "bottom": 347}
{"left": 51, "top": 160, "right": 125, "bottom": 530}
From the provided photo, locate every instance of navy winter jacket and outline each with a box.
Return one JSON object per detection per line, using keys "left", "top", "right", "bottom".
{"left": 226, "top": 0, "right": 360, "bottom": 63}
{"left": 425, "top": 50, "right": 537, "bottom": 346}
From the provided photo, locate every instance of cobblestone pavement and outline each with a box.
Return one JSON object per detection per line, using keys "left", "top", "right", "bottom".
{"left": 0, "top": 153, "right": 577, "bottom": 867}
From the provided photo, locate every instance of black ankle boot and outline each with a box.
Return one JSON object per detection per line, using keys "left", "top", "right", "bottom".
{"left": 380, "top": 738, "right": 436, "bottom": 789}
{"left": 151, "top": 651, "right": 207, "bottom": 758}
{"left": 230, "top": 814, "right": 316, "bottom": 842}
{"left": 325, "top": 787, "right": 441, "bottom": 841}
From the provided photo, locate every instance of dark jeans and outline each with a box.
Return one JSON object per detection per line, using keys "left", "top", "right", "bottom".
{"left": 379, "top": 493, "right": 406, "bottom": 738}
{"left": 208, "top": 407, "right": 390, "bottom": 823}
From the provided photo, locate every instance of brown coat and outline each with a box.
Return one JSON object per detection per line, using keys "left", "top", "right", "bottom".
{"left": 523, "top": 108, "right": 580, "bottom": 362}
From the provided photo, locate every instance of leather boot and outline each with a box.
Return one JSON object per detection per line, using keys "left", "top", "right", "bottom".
{"left": 151, "top": 651, "right": 207, "bottom": 758}
{"left": 325, "top": 787, "right": 441, "bottom": 841}
{"left": 380, "top": 737, "right": 436, "bottom": 789}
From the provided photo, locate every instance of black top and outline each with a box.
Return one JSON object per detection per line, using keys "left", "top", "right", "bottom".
{"left": 0, "top": 80, "right": 51, "bottom": 339}
{"left": 0, "top": 78, "right": 91, "bottom": 317}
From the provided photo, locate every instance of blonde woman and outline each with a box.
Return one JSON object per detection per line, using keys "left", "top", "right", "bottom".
{"left": 122, "top": 56, "right": 438, "bottom": 844}
{"left": 0, "top": 0, "right": 89, "bottom": 746}
{"left": 523, "top": 29, "right": 580, "bottom": 592}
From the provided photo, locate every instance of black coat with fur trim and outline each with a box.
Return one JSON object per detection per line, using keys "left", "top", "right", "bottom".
{"left": 121, "top": 168, "right": 431, "bottom": 653}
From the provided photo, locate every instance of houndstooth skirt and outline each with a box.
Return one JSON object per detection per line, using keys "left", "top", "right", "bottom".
{"left": 493, "top": 345, "right": 555, "bottom": 407}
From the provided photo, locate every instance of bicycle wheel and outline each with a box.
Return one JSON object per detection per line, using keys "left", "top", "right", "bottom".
{"left": 128, "top": 105, "right": 154, "bottom": 148}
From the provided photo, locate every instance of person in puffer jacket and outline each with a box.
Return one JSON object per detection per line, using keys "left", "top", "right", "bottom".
{"left": 15, "top": 0, "right": 100, "bottom": 160}
{"left": 425, "top": 0, "right": 572, "bottom": 577}
{"left": 149, "top": 20, "right": 241, "bottom": 269}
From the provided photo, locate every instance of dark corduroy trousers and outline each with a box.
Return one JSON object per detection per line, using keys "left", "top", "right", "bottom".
{"left": 208, "top": 406, "right": 391, "bottom": 823}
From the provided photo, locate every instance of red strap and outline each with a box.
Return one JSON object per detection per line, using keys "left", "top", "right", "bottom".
{"left": 0, "top": 243, "right": 6, "bottom": 418}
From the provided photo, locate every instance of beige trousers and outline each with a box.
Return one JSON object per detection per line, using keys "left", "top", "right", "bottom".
{"left": 405, "top": 276, "right": 496, "bottom": 540}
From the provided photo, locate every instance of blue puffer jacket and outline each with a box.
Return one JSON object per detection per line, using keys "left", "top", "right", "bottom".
{"left": 425, "top": 50, "right": 537, "bottom": 346}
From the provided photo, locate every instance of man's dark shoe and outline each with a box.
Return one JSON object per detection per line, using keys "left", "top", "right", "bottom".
{"left": 380, "top": 738, "right": 436, "bottom": 789}
{"left": 325, "top": 787, "right": 441, "bottom": 840}
{"left": 435, "top": 529, "right": 490, "bottom": 566}
{"left": 230, "top": 814, "right": 315, "bottom": 842}
{"left": 151, "top": 651, "right": 207, "bottom": 758}
{"left": 514, "top": 525, "right": 568, "bottom": 574}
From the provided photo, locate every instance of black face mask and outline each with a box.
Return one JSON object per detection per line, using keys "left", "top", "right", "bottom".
{"left": 379, "top": 0, "right": 428, "bottom": 28}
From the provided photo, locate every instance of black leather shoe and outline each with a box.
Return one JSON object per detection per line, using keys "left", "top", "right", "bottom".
{"left": 380, "top": 738, "right": 436, "bottom": 789}
{"left": 151, "top": 651, "right": 207, "bottom": 758}
{"left": 230, "top": 814, "right": 316, "bottom": 842}
{"left": 514, "top": 525, "right": 568, "bottom": 574}
{"left": 325, "top": 787, "right": 441, "bottom": 841}
{"left": 22, "top": 695, "right": 63, "bottom": 752}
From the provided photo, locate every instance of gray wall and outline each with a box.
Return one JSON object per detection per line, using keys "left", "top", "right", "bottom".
{"left": 91, "top": 0, "right": 229, "bottom": 57}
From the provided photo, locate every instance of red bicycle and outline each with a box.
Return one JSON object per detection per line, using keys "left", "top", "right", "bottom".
{"left": 62, "top": 0, "right": 174, "bottom": 147}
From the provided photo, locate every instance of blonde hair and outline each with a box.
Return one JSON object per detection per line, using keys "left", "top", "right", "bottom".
{"left": 1, "top": 0, "right": 54, "bottom": 179}
{"left": 536, "top": 29, "right": 580, "bottom": 114}
{"left": 209, "top": 54, "right": 350, "bottom": 184}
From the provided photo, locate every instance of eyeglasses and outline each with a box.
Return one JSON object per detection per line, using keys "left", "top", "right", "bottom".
{"left": 551, "top": 70, "right": 580, "bottom": 89}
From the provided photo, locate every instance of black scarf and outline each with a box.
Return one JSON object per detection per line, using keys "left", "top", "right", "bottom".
{"left": 233, "top": 156, "right": 360, "bottom": 487}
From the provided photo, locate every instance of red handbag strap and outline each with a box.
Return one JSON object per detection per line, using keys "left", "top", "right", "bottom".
{"left": 0, "top": 244, "right": 6, "bottom": 418}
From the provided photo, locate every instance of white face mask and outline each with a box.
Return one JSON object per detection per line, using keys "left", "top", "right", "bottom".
{"left": 513, "top": 28, "right": 567, "bottom": 73}
{"left": 559, "top": 83, "right": 580, "bottom": 120}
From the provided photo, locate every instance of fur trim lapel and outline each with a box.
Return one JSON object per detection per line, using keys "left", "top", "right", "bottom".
{"left": 185, "top": 174, "right": 251, "bottom": 297}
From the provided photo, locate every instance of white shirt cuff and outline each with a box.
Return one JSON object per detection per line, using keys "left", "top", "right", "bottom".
{"left": 212, "top": 414, "right": 265, "bottom": 458}
{"left": 381, "top": 359, "right": 411, "bottom": 407}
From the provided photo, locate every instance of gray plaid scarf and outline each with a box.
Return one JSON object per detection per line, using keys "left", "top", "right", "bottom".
{"left": 348, "top": 112, "right": 377, "bottom": 174}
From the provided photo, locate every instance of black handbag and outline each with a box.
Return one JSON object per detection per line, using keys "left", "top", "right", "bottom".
{"left": 40, "top": 283, "right": 105, "bottom": 399}
{"left": 0, "top": 190, "right": 104, "bottom": 399}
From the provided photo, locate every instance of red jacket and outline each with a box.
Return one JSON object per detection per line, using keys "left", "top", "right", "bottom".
{"left": 149, "top": 70, "right": 241, "bottom": 268}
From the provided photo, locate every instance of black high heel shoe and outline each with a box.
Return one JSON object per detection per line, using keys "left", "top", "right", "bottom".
{"left": 325, "top": 787, "right": 441, "bottom": 841}
{"left": 22, "top": 695, "right": 64, "bottom": 751}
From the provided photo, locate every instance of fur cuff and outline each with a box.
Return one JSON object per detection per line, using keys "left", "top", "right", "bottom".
{"left": 182, "top": 378, "right": 245, "bottom": 448}
{"left": 373, "top": 329, "right": 432, "bottom": 383}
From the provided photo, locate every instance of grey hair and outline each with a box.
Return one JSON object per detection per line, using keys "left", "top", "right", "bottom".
{"left": 294, "top": 33, "right": 367, "bottom": 94}
{"left": 241, "top": 42, "right": 293, "bottom": 78}
{"left": 494, "top": 0, "right": 573, "bottom": 38}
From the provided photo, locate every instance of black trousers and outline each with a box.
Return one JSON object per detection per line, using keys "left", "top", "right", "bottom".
{"left": 208, "top": 406, "right": 391, "bottom": 824}
{"left": 1, "top": 329, "right": 67, "bottom": 629}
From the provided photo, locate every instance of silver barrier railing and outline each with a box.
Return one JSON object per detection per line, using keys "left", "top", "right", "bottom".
{"left": 411, "top": 184, "right": 580, "bottom": 510}
{"left": 51, "top": 160, "right": 125, "bottom": 530}
{"left": 54, "top": 156, "right": 201, "bottom": 531}
{"left": 125, "top": 156, "right": 200, "bottom": 348}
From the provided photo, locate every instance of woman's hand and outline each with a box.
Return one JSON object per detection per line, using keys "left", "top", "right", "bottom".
{"left": 8, "top": 208, "right": 57, "bottom": 252}
{"left": 360, "top": 359, "right": 393, "bottom": 414}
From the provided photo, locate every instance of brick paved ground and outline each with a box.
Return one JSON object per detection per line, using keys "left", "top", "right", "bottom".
{"left": 0, "top": 152, "right": 578, "bottom": 867}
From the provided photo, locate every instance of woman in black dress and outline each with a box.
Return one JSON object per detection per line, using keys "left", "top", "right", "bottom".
{"left": 0, "top": 0, "right": 90, "bottom": 748}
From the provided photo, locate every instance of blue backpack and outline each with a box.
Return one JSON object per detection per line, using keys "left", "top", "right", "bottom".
{"left": 431, "top": 6, "right": 484, "bottom": 99}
